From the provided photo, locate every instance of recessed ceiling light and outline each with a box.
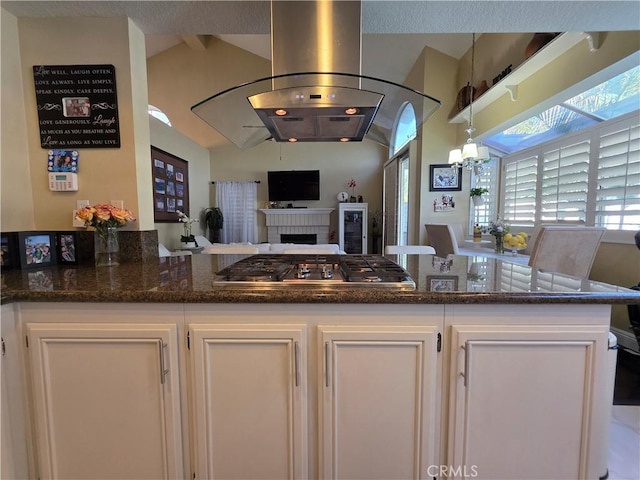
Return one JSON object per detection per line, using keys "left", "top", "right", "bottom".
{"left": 288, "top": 138, "right": 298, "bottom": 142}
{"left": 344, "top": 108, "right": 358, "bottom": 115}
{"left": 275, "top": 109, "right": 287, "bottom": 116}
{"left": 340, "top": 138, "right": 350, "bottom": 142}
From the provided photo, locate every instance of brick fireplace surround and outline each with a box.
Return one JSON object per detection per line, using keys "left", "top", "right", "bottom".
{"left": 259, "top": 208, "right": 334, "bottom": 244}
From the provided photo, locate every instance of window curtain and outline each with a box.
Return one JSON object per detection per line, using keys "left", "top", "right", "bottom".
{"left": 215, "top": 181, "right": 258, "bottom": 244}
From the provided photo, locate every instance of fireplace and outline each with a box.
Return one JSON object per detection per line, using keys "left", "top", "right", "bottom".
{"left": 281, "top": 234, "right": 317, "bottom": 244}
{"left": 260, "top": 208, "right": 334, "bottom": 244}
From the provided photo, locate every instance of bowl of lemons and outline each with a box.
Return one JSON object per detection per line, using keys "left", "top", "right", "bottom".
{"left": 504, "top": 232, "right": 528, "bottom": 254}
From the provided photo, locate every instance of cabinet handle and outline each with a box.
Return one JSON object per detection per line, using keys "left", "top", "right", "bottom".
{"left": 460, "top": 342, "right": 470, "bottom": 387}
{"left": 325, "top": 341, "right": 330, "bottom": 387}
{"left": 294, "top": 341, "right": 300, "bottom": 387}
{"left": 159, "top": 340, "right": 169, "bottom": 385}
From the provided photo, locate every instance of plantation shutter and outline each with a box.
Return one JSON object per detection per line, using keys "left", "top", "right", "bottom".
{"left": 540, "top": 138, "right": 590, "bottom": 223}
{"left": 596, "top": 120, "right": 640, "bottom": 229}
{"left": 502, "top": 154, "right": 538, "bottom": 227}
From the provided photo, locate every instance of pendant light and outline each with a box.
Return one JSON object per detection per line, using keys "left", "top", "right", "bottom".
{"left": 449, "top": 33, "right": 490, "bottom": 174}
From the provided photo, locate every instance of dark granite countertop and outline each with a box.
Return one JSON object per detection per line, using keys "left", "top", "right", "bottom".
{"left": 1, "top": 254, "right": 639, "bottom": 305}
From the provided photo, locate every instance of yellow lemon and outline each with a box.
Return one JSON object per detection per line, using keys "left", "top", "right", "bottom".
{"left": 504, "top": 233, "right": 513, "bottom": 241}
{"left": 518, "top": 232, "right": 528, "bottom": 239}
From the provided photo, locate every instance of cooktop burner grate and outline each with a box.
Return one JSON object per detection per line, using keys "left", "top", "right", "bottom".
{"left": 214, "top": 254, "right": 415, "bottom": 290}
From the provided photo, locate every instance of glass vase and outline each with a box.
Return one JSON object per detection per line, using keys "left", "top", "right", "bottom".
{"left": 94, "top": 226, "right": 119, "bottom": 267}
{"left": 494, "top": 234, "right": 505, "bottom": 254}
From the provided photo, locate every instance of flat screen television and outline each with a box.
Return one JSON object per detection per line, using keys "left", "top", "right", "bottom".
{"left": 268, "top": 170, "right": 320, "bottom": 201}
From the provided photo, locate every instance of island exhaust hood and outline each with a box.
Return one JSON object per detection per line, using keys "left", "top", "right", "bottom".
{"left": 191, "top": 1, "right": 441, "bottom": 149}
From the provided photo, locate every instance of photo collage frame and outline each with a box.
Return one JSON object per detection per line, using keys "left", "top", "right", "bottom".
{"left": 152, "top": 146, "right": 190, "bottom": 222}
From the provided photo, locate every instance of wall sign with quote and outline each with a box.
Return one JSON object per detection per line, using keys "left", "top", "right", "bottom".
{"left": 151, "top": 146, "right": 190, "bottom": 222}
{"left": 33, "top": 64, "right": 120, "bottom": 148}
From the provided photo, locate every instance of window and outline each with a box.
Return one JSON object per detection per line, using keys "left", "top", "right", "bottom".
{"left": 148, "top": 105, "right": 172, "bottom": 126}
{"left": 470, "top": 159, "right": 498, "bottom": 233}
{"left": 391, "top": 103, "right": 416, "bottom": 157}
{"left": 502, "top": 112, "right": 639, "bottom": 231}
{"left": 595, "top": 121, "right": 640, "bottom": 229}
{"left": 485, "top": 65, "right": 640, "bottom": 155}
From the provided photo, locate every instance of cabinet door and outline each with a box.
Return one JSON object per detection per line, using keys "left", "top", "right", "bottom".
{"left": 319, "top": 325, "right": 439, "bottom": 480}
{"left": 26, "top": 323, "right": 183, "bottom": 479}
{"left": 190, "top": 324, "right": 307, "bottom": 479}
{"left": 448, "top": 325, "right": 609, "bottom": 480}
{"left": 1, "top": 304, "right": 31, "bottom": 479}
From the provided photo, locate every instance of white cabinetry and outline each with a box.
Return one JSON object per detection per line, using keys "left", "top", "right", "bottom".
{"left": 319, "top": 325, "right": 440, "bottom": 480}
{"left": 25, "top": 317, "right": 184, "bottom": 479}
{"left": 1, "top": 304, "right": 31, "bottom": 478}
{"left": 447, "top": 323, "right": 609, "bottom": 480}
{"left": 189, "top": 324, "right": 307, "bottom": 479}
{"left": 338, "top": 203, "right": 368, "bottom": 254}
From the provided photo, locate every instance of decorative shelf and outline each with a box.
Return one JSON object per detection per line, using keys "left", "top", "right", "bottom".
{"left": 449, "top": 32, "right": 600, "bottom": 124}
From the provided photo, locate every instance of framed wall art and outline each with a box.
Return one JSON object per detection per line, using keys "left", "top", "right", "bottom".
{"left": 56, "top": 231, "right": 79, "bottom": 265}
{"left": 429, "top": 164, "right": 462, "bottom": 192}
{"left": 17, "top": 231, "right": 57, "bottom": 269}
{"left": 426, "top": 275, "right": 459, "bottom": 292}
{"left": 0, "top": 232, "right": 20, "bottom": 270}
{"left": 151, "top": 146, "right": 190, "bottom": 222}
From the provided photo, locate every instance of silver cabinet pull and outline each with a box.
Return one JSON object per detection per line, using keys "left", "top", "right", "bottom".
{"left": 159, "top": 340, "right": 169, "bottom": 384}
{"left": 460, "top": 342, "right": 470, "bottom": 387}
{"left": 325, "top": 341, "right": 330, "bottom": 387}
{"left": 294, "top": 341, "right": 300, "bottom": 387}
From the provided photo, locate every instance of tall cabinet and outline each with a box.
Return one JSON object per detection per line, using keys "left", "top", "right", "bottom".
{"left": 338, "top": 203, "right": 367, "bottom": 254}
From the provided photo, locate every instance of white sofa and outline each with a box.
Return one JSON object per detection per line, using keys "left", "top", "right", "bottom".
{"left": 201, "top": 242, "right": 345, "bottom": 255}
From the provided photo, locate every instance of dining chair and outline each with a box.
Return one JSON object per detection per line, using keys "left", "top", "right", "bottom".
{"left": 527, "top": 226, "right": 606, "bottom": 278}
{"left": 384, "top": 245, "right": 436, "bottom": 255}
{"left": 424, "top": 224, "right": 460, "bottom": 257}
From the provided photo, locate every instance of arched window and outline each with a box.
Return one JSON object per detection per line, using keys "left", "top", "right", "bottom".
{"left": 148, "top": 105, "right": 172, "bottom": 126}
{"left": 390, "top": 103, "right": 417, "bottom": 156}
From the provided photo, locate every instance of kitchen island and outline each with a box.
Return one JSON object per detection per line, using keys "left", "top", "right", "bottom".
{"left": 2, "top": 254, "right": 639, "bottom": 480}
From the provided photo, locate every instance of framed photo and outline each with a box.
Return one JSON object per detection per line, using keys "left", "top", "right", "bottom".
{"left": 0, "top": 232, "right": 20, "bottom": 270}
{"left": 426, "top": 275, "right": 459, "bottom": 292}
{"left": 56, "top": 231, "right": 79, "bottom": 265}
{"left": 429, "top": 164, "right": 462, "bottom": 191}
{"left": 18, "top": 232, "right": 57, "bottom": 269}
{"left": 151, "top": 146, "right": 190, "bottom": 222}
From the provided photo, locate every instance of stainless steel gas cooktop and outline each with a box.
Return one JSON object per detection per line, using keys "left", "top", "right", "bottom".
{"left": 213, "top": 254, "right": 415, "bottom": 291}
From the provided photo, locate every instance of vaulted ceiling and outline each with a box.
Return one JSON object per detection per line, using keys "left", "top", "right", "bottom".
{"left": 3, "top": 1, "right": 638, "bottom": 88}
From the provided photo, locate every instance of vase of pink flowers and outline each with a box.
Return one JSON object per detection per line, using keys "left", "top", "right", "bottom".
{"left": 75, "top": 203, "right": 136, "bottom": 267}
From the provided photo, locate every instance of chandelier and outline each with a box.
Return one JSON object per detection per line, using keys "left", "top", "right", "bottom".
{"left": 448, "top": 33, "right": 490, "bottom": 175}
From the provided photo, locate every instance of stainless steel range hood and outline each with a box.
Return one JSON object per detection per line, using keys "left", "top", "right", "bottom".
{"left": 191, "top": 1, "right": 441, "bottom": 149}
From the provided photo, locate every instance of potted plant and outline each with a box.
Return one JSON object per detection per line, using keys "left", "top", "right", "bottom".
{"left": 177, "top": 210, "right": 198, "bottom": 247}
{"left": 470, "top": 187, "right": 489, "bottom": 206}
{"left": 204, "top": 207, "right": 224, "bottom": 243}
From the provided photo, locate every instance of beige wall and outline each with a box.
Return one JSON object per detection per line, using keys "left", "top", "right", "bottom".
{"left": 146, "top": 38, "right": 271, "bottom": 150}
{"left": 150, "top": 117, "right": 210, "bottom": 249}
{"left": 1, "top": 15, "right": 155, "bottom": 231}
{"left": 413, "top": 46, "right": 470, "bottom": 245}
{"left": 209, "top": 139, "right": 387, "bottom": 245}
{"left": 1, "top": 10, "right": 35, "bottom": 231}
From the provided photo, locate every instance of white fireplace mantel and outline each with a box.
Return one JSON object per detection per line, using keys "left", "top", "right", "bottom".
{"left": 260, "top": 208, "right": 335, "bottom": 243}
